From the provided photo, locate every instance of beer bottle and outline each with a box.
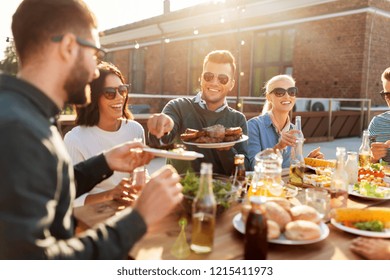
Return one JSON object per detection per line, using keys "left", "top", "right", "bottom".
{"left": 289, "top": 138, "right": 305, "bottom": 186}
{"left": 244, "top": 196, "right": 268, "bottom": 260}
{"left": 289, "top": 116, "right": 305, "bottom": 185}
{"left": 232, "top": 154, "right": 246, "bottom": 182}
{"left": 232, "top": 154, "right": 246, "bottom": 196}
{"left": 345, "top": 151, "right": 358, "bottom": 185}
{"left": 294, "top": 115, "right": 304, "bottom": 140}
{"left": 330, "top": 147, "right": 349, "bottom": 209}
{"left": 190, "top": 163, "right": 216, "bottom": 254}
{"left": 359, "top": 130, "right": 371, "bottom": 167}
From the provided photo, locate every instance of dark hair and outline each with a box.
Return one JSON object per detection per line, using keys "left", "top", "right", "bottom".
{"left": 203, "top": 50, "right": 236, "bottom": 77}
{"left": 76, "top": 61, "right": 133, "bottom": 126}
{"left": 382, "top": 67, "right": 390, "bottom": 82}
{"left": 12, "top": 0, "right": 97, "bottom": 63}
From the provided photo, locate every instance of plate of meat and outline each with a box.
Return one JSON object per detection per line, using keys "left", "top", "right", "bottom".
{"left": 181, "top": 125, "right": 248, "bottom": 149}
{"left": 183, "top": 135, "right": 248, "bottom": 148}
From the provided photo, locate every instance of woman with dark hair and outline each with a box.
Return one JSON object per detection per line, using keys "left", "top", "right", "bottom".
{"left": 64, "top": 61, "right": 145, "bottom": 206}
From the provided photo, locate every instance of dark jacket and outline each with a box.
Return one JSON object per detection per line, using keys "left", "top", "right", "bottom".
{"left": 148, "top": 97, "right": 249, "bottom": 175}
{"left": 0, "top": 74, "right": 146, "bottom": 259}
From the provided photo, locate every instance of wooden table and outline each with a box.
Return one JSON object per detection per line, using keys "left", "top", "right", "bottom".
{"left": 73, "top": 193, "right": 390, "bottom": 260}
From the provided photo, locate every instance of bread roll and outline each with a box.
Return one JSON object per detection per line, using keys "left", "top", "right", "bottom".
{"left": 290, "top": 205, "right": 320, "bottom": 223}
{"left": 266, "top": 197, "right": 291, "bottom": 212}
{"left": 265, "top": 201, "right": 292, "bottom": 230}
{"left": 284, "top": 220, "right": 321, "bottom": 241}
{"left": 267, "top": 220, "right": 281, "bottom": 239}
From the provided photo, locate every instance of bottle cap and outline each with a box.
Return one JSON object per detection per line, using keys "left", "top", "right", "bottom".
{"left": 200, "top": 162, "right": 212, "bottom": 174}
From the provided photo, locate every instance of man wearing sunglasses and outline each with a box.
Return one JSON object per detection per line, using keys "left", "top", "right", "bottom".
{"left": 368, "top": 67, "right": 390, "bottom": 163}
{"left": 0, "top": 0, "right": 182, "bottom": 259}
{"left": 148, "top": 50, "right": 249, "bottom": 175}
{"left": 351, "top": 69, "right": 390, "bottom": 259}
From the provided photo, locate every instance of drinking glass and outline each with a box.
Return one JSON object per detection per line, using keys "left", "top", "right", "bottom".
{"left": 129, "top": 166, "right": 146, "bottom": 200}
{"left": 305, "top": 188, "right": 330, "bottom": 222}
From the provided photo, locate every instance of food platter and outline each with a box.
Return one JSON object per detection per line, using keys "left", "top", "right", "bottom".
{"left": 348, "top": 185, "right": 390, "bottom": 201}
{"left": 143, "top": 147, "right": 204, "bottom": 160}
{"left": 182, "top": 135, "right": 248, "bottom": 149}
{"left": 232, "top": 213, "right": 329, "bottom": 245}
{"left": 330, "top": 219, "right": 390, "bottom": 238}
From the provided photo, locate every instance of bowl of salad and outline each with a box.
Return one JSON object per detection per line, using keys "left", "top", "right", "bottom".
{"left": 180, "top": 171, "right": 237, "bottom": 216}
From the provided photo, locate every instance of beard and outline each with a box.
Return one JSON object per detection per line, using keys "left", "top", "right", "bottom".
{"left": 64, "top": 51, "right": 91, "bottom": 105}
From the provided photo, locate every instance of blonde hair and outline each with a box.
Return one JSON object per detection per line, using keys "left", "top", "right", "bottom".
{"left": 261, "top": 74, "right": 296, "bottom": 115}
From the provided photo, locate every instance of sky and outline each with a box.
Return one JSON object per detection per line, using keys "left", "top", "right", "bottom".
{"left": 0, "top": 0, "right": 213, "bottom": 60}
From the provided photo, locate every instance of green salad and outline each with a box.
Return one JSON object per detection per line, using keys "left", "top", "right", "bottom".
{"left": 353, "top": 182, "right": 390, "bottom": 198}
{"left": 180, "top": 170, "right": 234, "bottom": 209}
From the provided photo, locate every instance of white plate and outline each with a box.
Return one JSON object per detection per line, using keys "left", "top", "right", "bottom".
{"left": 232, "top": 213, "right": 329, "bottom": 245}
{"left": 348, "top": 185, "right": 390, "bottom": 201}
{"left": 183, "top": 135, "right": 248, "bottom": 149}
{"left": 143, "top": 147, "right": 204, "bottom": 160}
{"left": 330, "top": 219, "right": 390, "bottom": 238}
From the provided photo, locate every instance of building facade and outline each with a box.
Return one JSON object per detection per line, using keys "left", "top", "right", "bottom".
{"left": 100, "top": 0, "right": 390, "bottom": 113}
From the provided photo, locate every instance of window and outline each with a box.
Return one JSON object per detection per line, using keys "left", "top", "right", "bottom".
{"left": 131, "top": 48, "right": 145, "bottom": 93}
{"left": 252, "top": 28, "right": 295, "bottom": 96}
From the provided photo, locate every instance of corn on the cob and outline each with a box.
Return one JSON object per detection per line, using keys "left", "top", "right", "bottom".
{"left": 331, "top": 207, "right": 390, "bottom": 226}
{"left": 304, "top": 158, "right": 336, "bottom": 168}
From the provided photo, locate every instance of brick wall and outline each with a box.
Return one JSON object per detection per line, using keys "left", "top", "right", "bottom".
{"left": 106, "top": 0, "right": 390, "bottom": 108}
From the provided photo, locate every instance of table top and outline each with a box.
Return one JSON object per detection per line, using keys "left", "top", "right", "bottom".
{"left": 73, "top": 192, "right": 390, "bottom": 260}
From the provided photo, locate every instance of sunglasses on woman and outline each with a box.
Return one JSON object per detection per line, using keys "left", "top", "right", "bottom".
{"left": 102, "top": 84, "right": 129, "bottom": 100}
{"left": 270, "top": 87, "right": 298, "bottom": 97}
{"left": 202, "top": 72, "right": 230, "bottom": 85}
{"left": 380, "top": 90, "right": 390, "bottom": 100}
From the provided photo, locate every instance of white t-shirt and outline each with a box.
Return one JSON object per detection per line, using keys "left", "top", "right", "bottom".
{"left": 64, "top": 119, "right": 145, "bottom": 207}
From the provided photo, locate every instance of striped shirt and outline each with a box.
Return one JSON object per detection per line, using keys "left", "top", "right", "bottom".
{"left": 368, "top": 111, "right": 390, "bottom": 163}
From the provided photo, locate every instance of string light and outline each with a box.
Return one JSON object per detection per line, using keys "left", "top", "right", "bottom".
{"left": 193, "top": 29, "right": 199, "bottom": 35}
{"left": 220, "top": 17, "right": 225, "bottom": 23}
{"left": 134, "top": 41, "right": 140, "bottom": 49}
{"left": 241, "top": 40, "right": 245, "bottom": 46}
{"left": 164, "top": 38, "right": 170, "bottom": 43}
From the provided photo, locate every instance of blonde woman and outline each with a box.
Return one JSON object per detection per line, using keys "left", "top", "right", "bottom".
{"left": 247, "top": 74, "right": 323, "bottom": 169}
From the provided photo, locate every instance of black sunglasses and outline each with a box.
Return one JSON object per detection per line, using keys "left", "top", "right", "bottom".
{"left": 380, "top": 90, "right": 390, "bottom": 100}
{"left": 202, "top": 72, "right": 230, "bottom": 85}
{"left": 51, "top": 35, "right": 107, "bottom": 60}
{"left": 102, "top": 84, "right": 129, "bottom": 100}
{"left": 270, "top": 87, "right": 298, "bottom": 97}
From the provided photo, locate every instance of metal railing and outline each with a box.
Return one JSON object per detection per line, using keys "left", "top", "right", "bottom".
{"left": 60, "top": 94, "right": 373, "bottom": 141}
{"left": 128, "top": 94, "right": 372, "bottom": 136}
